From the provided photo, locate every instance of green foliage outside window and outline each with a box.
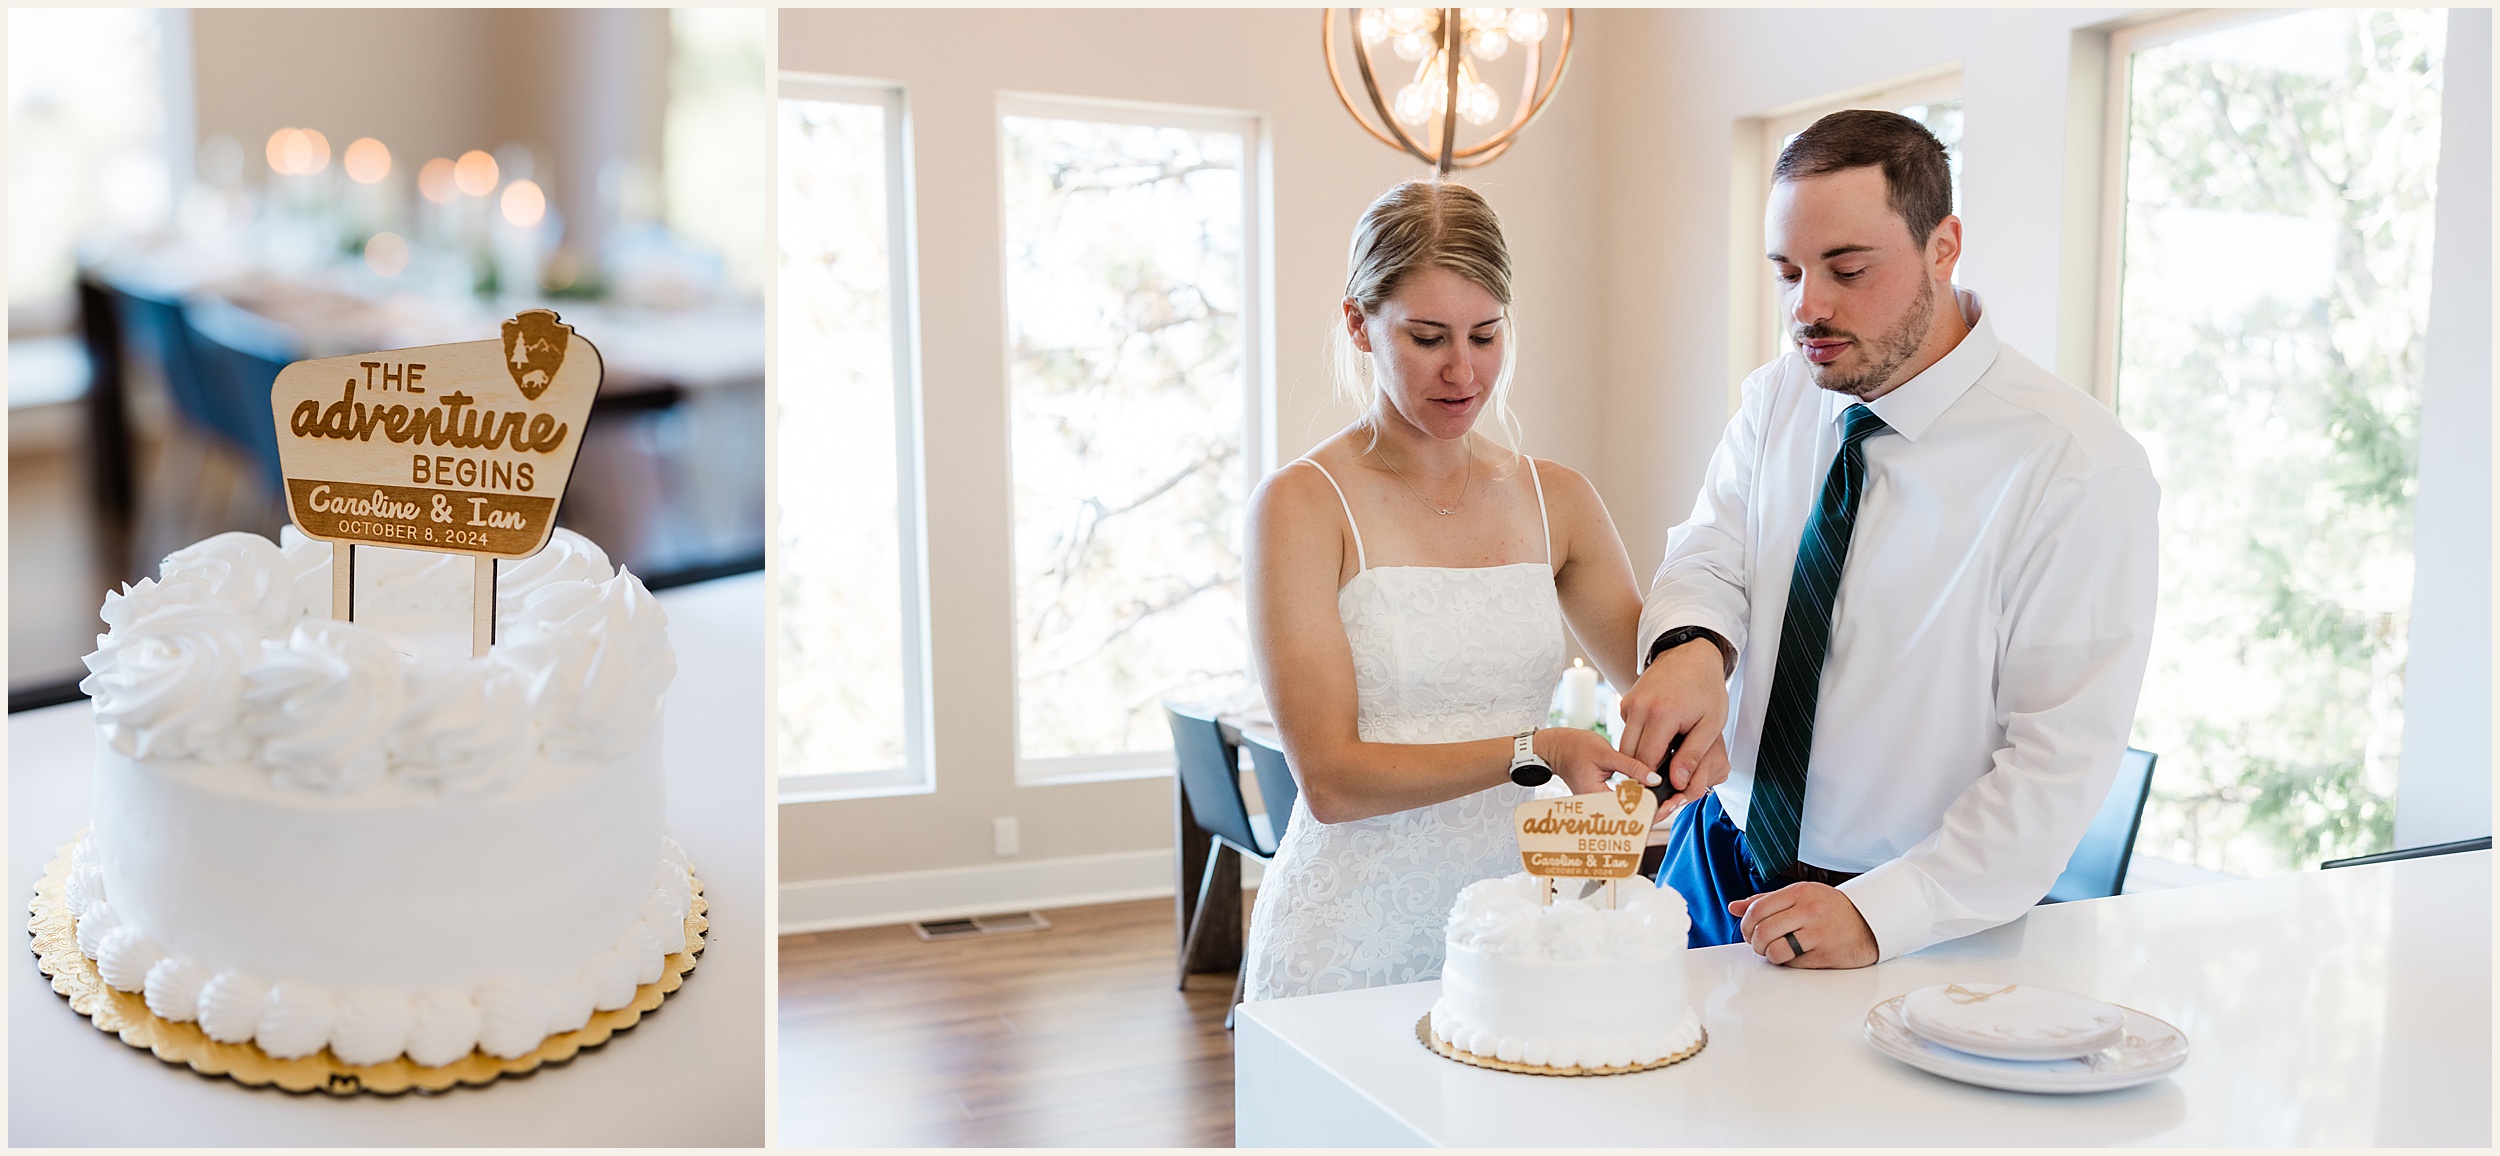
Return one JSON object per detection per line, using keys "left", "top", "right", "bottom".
{"left": 2118, "top": 10, "right": 2446, "bottom": 876}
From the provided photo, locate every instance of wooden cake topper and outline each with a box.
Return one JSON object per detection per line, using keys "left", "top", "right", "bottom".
{"left": 1514, "top": 777, "right": 1657, "bottom": 907}
{"left": 269, "top": 309, "right": 601, "bottom": 656}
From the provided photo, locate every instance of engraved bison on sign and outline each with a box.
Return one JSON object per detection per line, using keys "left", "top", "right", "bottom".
{"left": 501, "top": 308, "right": 571, "bottom": 400}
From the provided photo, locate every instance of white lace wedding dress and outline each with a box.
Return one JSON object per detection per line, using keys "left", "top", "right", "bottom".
{"left": 1240, "top": 456, "right": 1567, "bottom": 1002}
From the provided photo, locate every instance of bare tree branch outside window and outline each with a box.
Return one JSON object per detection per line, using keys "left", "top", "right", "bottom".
{"left": 1003, "top": 116, "right": 1251, "bottom": 765}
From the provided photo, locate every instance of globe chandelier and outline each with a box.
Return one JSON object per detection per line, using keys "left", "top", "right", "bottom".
{"left": 1321, "top": 8, "right": 1576, "bottom": 174}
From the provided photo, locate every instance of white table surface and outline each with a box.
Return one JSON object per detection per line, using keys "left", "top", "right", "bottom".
{"left": 1237, "top": 852, "right": 2492, "bottom": 1147}
{"left": 8, "top": 572, "right": 766, "bottom": 1145}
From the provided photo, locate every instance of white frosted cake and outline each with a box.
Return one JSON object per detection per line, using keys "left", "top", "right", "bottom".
{"left": 1429, "top": 872, "right": 1702, "bottom": 1070}
{"left": 65, "top": 526, "right": 693, "bottom": 1067}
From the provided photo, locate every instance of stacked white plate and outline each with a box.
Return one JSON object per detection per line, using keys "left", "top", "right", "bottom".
{"left": 1863, "top": 983, "right": 2188, "bottom": 1094}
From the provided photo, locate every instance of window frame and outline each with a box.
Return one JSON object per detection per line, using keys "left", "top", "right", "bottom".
{"left": 774, "top": 72, "right": 937, "bottom": 803}
{"left": 1733, "top": 64, "right": 1965, "bottom": 392}
{"left": 993, "top": 91, "right": 1269, "bottom": 787}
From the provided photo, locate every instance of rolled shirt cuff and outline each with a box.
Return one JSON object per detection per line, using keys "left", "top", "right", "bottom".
{"left": 1834, "top": 858, "right": 1938, "bottom": 963}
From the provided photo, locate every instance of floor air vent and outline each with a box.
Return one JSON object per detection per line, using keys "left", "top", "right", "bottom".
{"left": 911, "top": 911, "right": 1053, "bottom": 941}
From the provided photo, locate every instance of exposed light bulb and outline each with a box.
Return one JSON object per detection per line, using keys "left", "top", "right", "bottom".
{"left": 1384, "top": 7, "right": 1432, "bottom": 35}
{"left": 1392, "top": 29, "right": 1434, "bottom": 62}
{"left": 1358, "top": 8, "right": 1388, "bottom": 46}
{"left": 1507, "top": 7, "right": 1548, "bottom": 44}
{"left": 1393, "top": 81, "right": 1435, "bottom": 126}
{"left": 1468, "top": 26, "right": 1509, "bottom": 60}
{"left": 1460, "top": 79, "right": 1500, "bottom": 126}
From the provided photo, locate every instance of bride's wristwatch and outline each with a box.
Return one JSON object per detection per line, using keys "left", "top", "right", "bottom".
{"left": 1509, "top": 729, "right": 1554, "bottom": 786}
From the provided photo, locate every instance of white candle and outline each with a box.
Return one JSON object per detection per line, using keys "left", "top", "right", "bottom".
{"left": 1563, "top": 658, "right": 1598, "bottom": 730}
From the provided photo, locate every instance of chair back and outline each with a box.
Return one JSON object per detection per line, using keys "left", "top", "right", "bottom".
{"left": 2044, "top": 747, "right": 2157, "bottom": 903}
{"left": 102, "top": 282, "right": 222, "bottom": 446}
{"left": 181, "top": 295, "right": 295, "bottom": 493}
{"left": 2321, "top": 836, "right": 2492, "bottom": 869}
{"left": 1165, "top": 703, "right": 1268, "bottom": 859}
{"left": 1239, "top": 729, "right": 1299, "bottom": 853}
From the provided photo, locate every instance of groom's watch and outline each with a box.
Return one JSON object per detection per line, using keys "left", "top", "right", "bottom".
{"left": 1509, "top": 729, "right": 1554, "bottom": 786}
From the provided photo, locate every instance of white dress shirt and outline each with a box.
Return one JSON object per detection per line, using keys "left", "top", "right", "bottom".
{"left": 1639, "top": 289, "right": 2159, "bottom": 961}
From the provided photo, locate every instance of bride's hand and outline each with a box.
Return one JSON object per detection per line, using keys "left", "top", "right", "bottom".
{"left": 1533, "top": 727, "right": 1660, "bottom": 797}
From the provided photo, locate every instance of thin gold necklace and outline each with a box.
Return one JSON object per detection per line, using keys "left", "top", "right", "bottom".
{"left": 1372, "top": 437, "right": 1473, "bottom": 516}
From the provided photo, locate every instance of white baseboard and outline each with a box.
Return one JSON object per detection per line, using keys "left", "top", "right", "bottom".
{"left": 780, "top": 849, "right": 1265, "bottom": 935}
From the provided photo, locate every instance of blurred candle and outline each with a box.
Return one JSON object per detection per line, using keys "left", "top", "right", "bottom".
{"left": 453, "top": 150, "right": 499, "bottom": 197}
{"left": 493, "top": 179, "right": 548, "bottom": 298}
{"left": 1563, "top": 658, "right": 1598, "bottom": 730}
{"left": 364, "top": 231, "right": 409, "bottom": 277}
{"left": 417, "top": 157, "right": 458, "bottom": 204}
{"left": 344, "top": 138, "right": 390, "bottom": 184}
{"left": 499, "top": 179, "right": 545, "bottom": 228}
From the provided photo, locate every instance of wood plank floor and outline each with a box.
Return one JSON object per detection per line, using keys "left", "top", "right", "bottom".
{"left": 778, "top": 898, "right": 1240, "bottom": 1147}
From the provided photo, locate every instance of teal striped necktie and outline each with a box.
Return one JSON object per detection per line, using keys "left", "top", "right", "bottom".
{"left": 1745, "top": 402, "right": 1890, "bottom": 881}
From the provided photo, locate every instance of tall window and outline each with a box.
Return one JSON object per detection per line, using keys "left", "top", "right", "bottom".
{"left": 1748, "top": 69, "right": 1964, "bottom": 370}
{"left": 999, "top": 98, "right": 1263, "bottom": 782}
{"left": 7, "top": 8, "right": 184, "bottom": 323}
{"left": 777, "top": 76, "right": 931, "bottom": 799}
{"left": 2109, "top": 10, "right": 2446, "bottom": 875}
{"left": 666, "top": 8, "right": 769, "bottom": 296}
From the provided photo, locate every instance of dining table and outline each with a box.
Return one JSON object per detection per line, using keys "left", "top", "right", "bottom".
{"left": 7, "top": 572, "right": 766, "bottom": 1146}
{"left": 1235, "top": 849, "right": 2492, "bottom": 1146}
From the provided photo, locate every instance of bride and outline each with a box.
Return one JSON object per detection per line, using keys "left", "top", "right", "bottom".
{"left": 1242, "top": 179, "right": 1653, "bottom": 1001}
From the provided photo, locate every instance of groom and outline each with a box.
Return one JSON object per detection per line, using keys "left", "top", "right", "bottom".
{"left": 1617, "top": 110, "right": 2159, "bottom": 968}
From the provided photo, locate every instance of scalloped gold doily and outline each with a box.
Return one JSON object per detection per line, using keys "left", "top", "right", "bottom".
{"left": 1417, "top": 1012, "right": 1707, "bottom": 1077}
{"left": 28, "top": 830, "right": 706, "bottom": 1096}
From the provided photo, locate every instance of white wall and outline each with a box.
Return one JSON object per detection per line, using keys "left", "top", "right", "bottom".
{"left": 776, "top": 9, "right": 1616, "bottom": 928}
{"left": 2394, "top": 7, "right": 2494, "bottom": 848}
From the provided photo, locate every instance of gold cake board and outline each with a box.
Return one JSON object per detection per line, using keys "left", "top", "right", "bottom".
{"left": 28, "top": 831, "right": 706, "bottom": 1096}
{"left": 1417, "top": 1013, "right": 1707, "bottom": 1077}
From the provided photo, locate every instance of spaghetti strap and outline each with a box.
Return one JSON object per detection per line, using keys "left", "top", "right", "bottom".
{"left": 1296, "top": 458, "right": 1368, "bottom": 572}
{"left": 1527, "top": 457, "right": 1553, "bottom": 567}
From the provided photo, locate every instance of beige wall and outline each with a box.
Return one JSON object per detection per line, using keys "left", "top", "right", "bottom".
{"left": 189, "top": 8, "right": 668, "bottom": 263}
{"left": 776, "top": 7, "right": 1619, "bottom": 886}
{"left": 1585, "top": 6, "right": 2130, "bottom": 576}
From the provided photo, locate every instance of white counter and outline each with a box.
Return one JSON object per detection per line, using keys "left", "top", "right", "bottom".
{"left": 1237, "top": 851, "right": 2491, "bottom": 1147}
{"left": 8, "top": 572, "right": 766, "bottom": 1146}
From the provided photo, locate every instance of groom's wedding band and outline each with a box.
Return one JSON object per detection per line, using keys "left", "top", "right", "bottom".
{"left": 1782, "top": 931, "right": 1804, "bottom": 959}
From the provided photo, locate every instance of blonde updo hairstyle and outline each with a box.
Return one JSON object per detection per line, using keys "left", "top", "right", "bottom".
{"left": 1333, "top": 179, "right": 1523, "bottom": 451}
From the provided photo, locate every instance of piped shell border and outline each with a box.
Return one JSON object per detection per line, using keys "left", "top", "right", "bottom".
{"left": 28, "top": 830, "right": 706, "bottom": 1096}
{"left": 1416, "top": 1012, "right": 1706, "bottom": 1077}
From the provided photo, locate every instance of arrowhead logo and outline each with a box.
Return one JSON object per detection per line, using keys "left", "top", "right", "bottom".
{"left": 501, "top": 307, "right": 571, "bottom": 400}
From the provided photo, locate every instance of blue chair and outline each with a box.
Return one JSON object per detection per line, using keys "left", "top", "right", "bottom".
{"left": 2322, "top": 837, "right": 2491, "bottom": 869}
{"left": 1240, "top": 729, "right": 1300, "bottom": 853}
{"left": 2043, "top": 747, "right": 2158, "bottom": 903}
{"left": 180, "top": 294, "right": 296, "bottom": 495}
{"left": 99, "top": 281, "right": 221, "bottom": 450}
{"left": 1167, "top": 703, "right": 1281, "bottom": 1029}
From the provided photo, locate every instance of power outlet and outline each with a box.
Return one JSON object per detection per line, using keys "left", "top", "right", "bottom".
{"left": 993, "top": 816, "right": 1020, "bottom": 858}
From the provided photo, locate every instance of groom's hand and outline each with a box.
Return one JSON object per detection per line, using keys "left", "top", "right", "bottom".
{"left": 1729, "top": 884, "right": 1878, "bottom": 969}
{"left": 1618, "top": 638, "right": 1731, "bottom": 813}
